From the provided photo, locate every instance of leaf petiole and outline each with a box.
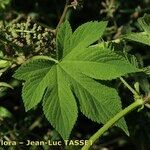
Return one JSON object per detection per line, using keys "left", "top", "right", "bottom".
{"left": 120, "top": 77, "right": 138, "bottom": 95}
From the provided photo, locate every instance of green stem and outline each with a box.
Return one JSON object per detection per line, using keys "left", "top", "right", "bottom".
{"left": 81, "top": 99, "right": 143, "bottom": 150}
{"left": 120, "top": 77, "right": 138, "bottom": 95}
{"left": 15, "top": 29, "right": 35, "bottom": 33}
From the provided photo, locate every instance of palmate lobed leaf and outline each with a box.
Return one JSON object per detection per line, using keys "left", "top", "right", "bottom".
{"left": 13, "top": 20, "right": 139, "bottom": 139}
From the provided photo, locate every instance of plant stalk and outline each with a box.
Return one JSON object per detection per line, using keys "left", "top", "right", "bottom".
{"left": 120, "top": 77, "right": 138, "bottom": 95}
{"left": 56, "top": 0, "right": 70, "bottom": 33}
{"left": 81, "top": 99, "right": 143, "bottom": 150}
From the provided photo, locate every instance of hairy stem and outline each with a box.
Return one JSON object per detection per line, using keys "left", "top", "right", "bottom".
{"left": 81, "top": 99, "right": 143, "bottom": 150}
{"left": 120, "top": 77, "right": 138, "bottom": 95}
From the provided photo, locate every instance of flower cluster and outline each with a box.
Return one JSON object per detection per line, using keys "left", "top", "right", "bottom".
{"left": 1, "top": 17, "right": 55, "bottom": 57}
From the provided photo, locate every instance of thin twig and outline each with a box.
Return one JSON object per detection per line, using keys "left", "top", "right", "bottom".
{"left": 56, "top": 0, "right": 70, "bottom": 33}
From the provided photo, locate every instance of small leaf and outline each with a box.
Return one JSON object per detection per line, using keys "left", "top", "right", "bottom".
{"left": 0, "top": 60, "right": 11, "bottom": 68}
{"left": 0, "top": 0, "right": 11, "bottom": 10}
{"left": 143, "top": 66, "right": 150, "bottom": 76}
{"left": 0, "top": 107, "right": 12, "bottom": 119}
{"left": 138, "top": 14, "right": 150, "bottom": 33}
{"left": 124, "top": 14, "right": 150, "bottom": 46}
{"left": 124, "top": 32, "right": 150, "bottom": 46}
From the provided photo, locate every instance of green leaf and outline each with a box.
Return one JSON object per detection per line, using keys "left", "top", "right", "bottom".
{"left": 59, "top": 21, "right": 108, "bottom": 59}
{"left": 13, "top": 21, "right": 139, "bottom": 139}
{"left": 138, "top": 14, "right": 150, "bottom": 33}
{"left": 56, "top": 20, "right": 72, "bottom": 59}
{"left": 0, "top": 107, "right": 12, "bottom": 119}
{"left": 62, "top": 47, "right": 139, "bottom": 80}
{"left": 0, "top": 0, "right": 11, "bottom": 10}
{"left": 43, "top": 65, "right": 77, "bottom": 139}
{"left": 143, "top": 66, "right": 150, "bottom": 76}
{"left": 124, "top": 14, "right": 150, "bottom": 46}
{"left": 14, "top": 59, "right": 54, "bottom": 81}
{"left": 60, "top": 67, "right": 128, "bottom": 133}
{"left": 0, "top": 59, "right": 12, "bottom": 68}
{"left": 124, "top": 32, "right": 150, "bottom": 46}
{"left": 70, "top": 21, "right": 107, "bottom": 50}
{"left": 14, "top": 59, "right": 54, "bottom": 111}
